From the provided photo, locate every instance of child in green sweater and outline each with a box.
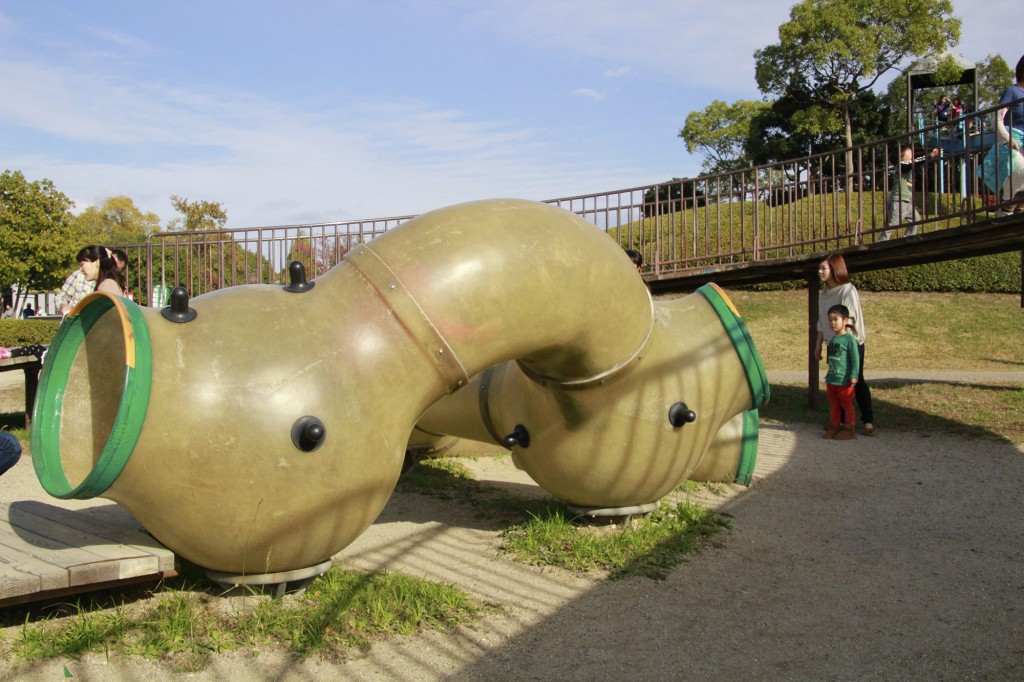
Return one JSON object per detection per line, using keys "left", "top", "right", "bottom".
{"left": 825, "top": 304, "right": 860, "bottom": 440}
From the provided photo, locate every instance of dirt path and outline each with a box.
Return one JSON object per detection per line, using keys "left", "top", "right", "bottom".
{"left": 3, "top": 418, "right": 1022, "bottom": 681}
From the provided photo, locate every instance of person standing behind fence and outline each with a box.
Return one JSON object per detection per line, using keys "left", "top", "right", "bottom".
{"left": 57, "top": 246, "right": 100, "bottom": 315}
{"left": 879, "top": 145, "right": 939, "bottom": 241}
{"left": 986, "top": 54, "right": 1024, "bottom": 216}
{"left": 951, "top": 97, "right": 964, "bottom": 120}
{"left": 94, "top": 248, "right": 127, "bottom": 296}
{"left": 111, "top": 248, "right": 131, "bottom": 296}
{"left": 936, "top": 95, "right": 950, "bottom": 123}
{"left": 814, "top": 254, "right": 876, "bottom": 436}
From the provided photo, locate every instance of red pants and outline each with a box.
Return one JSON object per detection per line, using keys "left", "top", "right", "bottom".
{"left": 827, "top": 384, "right": 856, "bottom": 425}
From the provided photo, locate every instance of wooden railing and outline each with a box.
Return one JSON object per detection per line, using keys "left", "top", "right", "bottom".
{"left": 114, "top": 103, "right": 1020, "bottom": 306}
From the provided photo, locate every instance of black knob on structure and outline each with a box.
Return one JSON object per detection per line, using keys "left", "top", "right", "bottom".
{"left": 501, "top": 424, "right": 531, "bottom": 449}
{"left": 283, "top": 261, "right": 315, "bottom": 293}
{"left": 668, "top": 402, "right": 697, "bottom": 428}
{"left": 291, "top": 416, "right": 327, "bottom": 452}
{"left": 160, "top": 286, "right": 198, "bottom": 323}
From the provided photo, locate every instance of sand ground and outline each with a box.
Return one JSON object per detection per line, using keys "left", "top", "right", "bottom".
{"left": 1, "top": 369, "right": 1022, "bottom": 681}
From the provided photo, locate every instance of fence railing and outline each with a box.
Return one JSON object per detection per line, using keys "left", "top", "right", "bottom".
{"left": 110, "top": 102, "right": 1019, "bottom": 306}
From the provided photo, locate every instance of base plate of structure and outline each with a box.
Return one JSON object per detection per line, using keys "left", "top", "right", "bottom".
{"left": 206, "top": 559, "right": 333, "bottom": 597}
{"left": 565, "top": 502, "right": 658, "bottom": 524}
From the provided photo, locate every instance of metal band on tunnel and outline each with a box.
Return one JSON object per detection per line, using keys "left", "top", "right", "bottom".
{"left": 698, "top": 283, "right": 770, "bottom": 408}
{"left": 346, "top": 244, "right": 470, "bottom": 393}
{"left": 31, "top": 292, "right": 153, "bottom": 500}
{"left": 514, "top": 292, "right": 656, "bottom": 390}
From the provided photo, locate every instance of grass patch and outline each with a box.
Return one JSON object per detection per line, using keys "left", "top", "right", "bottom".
{"left": 400, "top": 457, "right": 731, "bottom": 580}
{"left": 726, "top": 290, "right": 1024, "bottom": 373}
{"left": 0, "top": 413, "right": 28, "bottom": 442}
{"left": 762, "top": 382, "right": 1024, "bottom": 443}
{"left": 395, "top": 456, "right": 474, "bottom": 499}
{"left": 500, "top": 501, "right": 729, "bottom": 580}
{"left": 4, "top": 564, "right": 482, "bottom": 666}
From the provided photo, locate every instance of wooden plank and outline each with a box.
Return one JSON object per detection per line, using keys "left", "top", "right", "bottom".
{"left": 0, "top": 554, "right": 45, "bottom": 600}
{"left": 3, "top": 502, "right": 173, "bottom": 573}
{"left": 0, "top": 523, "right": 120, "bottom": 587}
{"left": 0, "top": 500, "right": 178, "bottom": 607}
{"left": 0, "top": 538, "right": 68, "bottom": 593}
{"left": 3, "top": 513, "right": 160, "bottom": 583}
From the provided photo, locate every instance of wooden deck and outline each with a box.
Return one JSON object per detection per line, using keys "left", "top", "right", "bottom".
{"left": 0, "top": 500, "right": 177, "bottom": 607}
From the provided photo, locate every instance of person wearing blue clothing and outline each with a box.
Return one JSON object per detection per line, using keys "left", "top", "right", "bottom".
{"left": 985, "top": 54, "right": 1024, "bottom": 215}
{"left": 0, "top": 431, "right": 22, "bottom": 476}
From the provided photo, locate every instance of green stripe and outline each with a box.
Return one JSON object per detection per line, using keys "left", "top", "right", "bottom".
{"left": 734, "top": 409, "right": 760, "bottom": 486}
{"left": 697, "top": 284, "right": 770, "bottom": 408}
{"left": 31, "top": 295, "right": 153, "bottom": 499}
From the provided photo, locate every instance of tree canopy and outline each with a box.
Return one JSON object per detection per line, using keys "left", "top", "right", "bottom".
{"left": 74, "top": 195, "right": 160, "bottom": 244}
{"left": 168, "top": 195, "right": 228, "bottom": 232}
{"left": 0, "top": 170, "right": 79, "bottom": 297}
{"left": 754, "top": 0, "right": 960, "bottom": 150}
{"left": 679, "top": 100, "right": 770, "bottom": 174}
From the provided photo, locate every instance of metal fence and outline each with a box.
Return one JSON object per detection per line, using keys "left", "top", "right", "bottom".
{"left": 113, "top": 102, "right": 1018, "bottom": 305}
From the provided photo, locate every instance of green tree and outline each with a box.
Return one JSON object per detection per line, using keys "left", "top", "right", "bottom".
{"left": 747, "top": 89, "right": 887, "bottom": 167}
{"left": 75, "top": 195, "right": 160, "bottom": 244}
{"left": 754, "top": 0, "right": 960, "bottom": 153}
{"left": 969, "top": 54, "right": 1013, "bottom": 110}
{"left": 168, "top": 195, "right": 228, "bottom": 232}
{"left": 0, "top": 170, "right": 79, "bottom": 302}
{"left": 680, "top": 99, "right": 770, "bottom": 174}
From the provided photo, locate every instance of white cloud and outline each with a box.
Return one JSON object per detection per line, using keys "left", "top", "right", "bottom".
{"left": 461, "top": 0, "right": 790, "bottom": 95}
{"left": 0, "top": 56, "right": 638, "bottom": 227}
{"left": 572, "top": 87, "right": 606, "bottom": 102}
{"left": 605, "top": 66, "right": 632, "bottom": 78}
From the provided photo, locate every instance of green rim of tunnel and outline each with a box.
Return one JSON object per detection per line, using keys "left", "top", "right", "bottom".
{"left": 734, "top": 409, "right": 760, "bottom": 486}
{"left": 696, "top": 284, "right": 770, "bottom": 408}
{"left": 31, "top": 294, "right": 153, "bottom": 499}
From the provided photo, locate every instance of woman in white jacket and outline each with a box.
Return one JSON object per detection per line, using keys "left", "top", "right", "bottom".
{"left": 813, "top": 254, "right": 876, "bottom": 436}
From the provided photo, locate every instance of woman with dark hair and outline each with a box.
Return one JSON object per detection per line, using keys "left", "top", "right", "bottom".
{"left": 94, "top": 247, "right": 127, "bottom": 296}
{"left": 70, "top": 245, "right": 125, "bottom": 298}
{"left": 813, "top": 253, "right": 875, "bottom": 436}
{"left": 57, "top": 245, "right": 101, "bottom": 315}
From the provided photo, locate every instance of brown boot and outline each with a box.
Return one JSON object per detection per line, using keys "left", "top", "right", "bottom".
{"left": 833, "top": 424, "right": 856, "bottom": 440}
{"left": 824, "top": 424, "right": 841, "bottom": 439}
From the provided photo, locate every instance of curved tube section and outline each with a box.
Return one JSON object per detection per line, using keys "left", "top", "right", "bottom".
{"left": 417, "top": 283, "right": 769, "bottom": 507}
{"left": 31, "top": 199, "right": 768, "bottom": 573}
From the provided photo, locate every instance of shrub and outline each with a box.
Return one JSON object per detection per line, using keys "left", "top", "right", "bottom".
{"left": 749, "top": 252, "right": 1022, "bottom": 293}
{"left": 0, "top": 320, "right": 61, "bottom": 347}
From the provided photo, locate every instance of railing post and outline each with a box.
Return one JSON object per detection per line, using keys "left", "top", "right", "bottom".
{"left": 807, "top": 273, "right": 820, "bottom": 408}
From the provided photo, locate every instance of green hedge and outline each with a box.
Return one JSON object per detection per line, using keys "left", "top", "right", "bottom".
{"left": 855, "top": 252, "right": 1022, "bottom": 292}
{"left": 0, "top": 320, "right": 61, "bottom": 348}
{"left": 751, "top": 252, "right": 1022, "bottom": 293}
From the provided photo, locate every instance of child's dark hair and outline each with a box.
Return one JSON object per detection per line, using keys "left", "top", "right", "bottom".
{"left": 827, "top": 304, "right": 850, "bottom": 319}
{"left": 625, "top": 249, "right": 643, "bottom": 268}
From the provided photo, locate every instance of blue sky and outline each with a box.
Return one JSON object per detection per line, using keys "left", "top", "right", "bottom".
{"left": 0, "top": 0, "right": 1018, "bottom": 229}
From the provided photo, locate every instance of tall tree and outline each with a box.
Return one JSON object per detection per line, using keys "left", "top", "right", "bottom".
{"left": 680, "top": 99, "right": 770, "bottom": 174}
{"left": 967, "top": 54, "right": 1013, "bottom": 110}
{"left": 0, "top": 170, "right": 79, "bottom": 301}
{"left": 75, "top": 195, "right": 160, "bottom": 244}
{"left": 168, "top": 195, "right": 228, "bottom": 232}
{"left": 748, "top": 89, "right": 888, "bottom": 166}
{"left": 754, "top": 0, "right": 960, "bottom": 153}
